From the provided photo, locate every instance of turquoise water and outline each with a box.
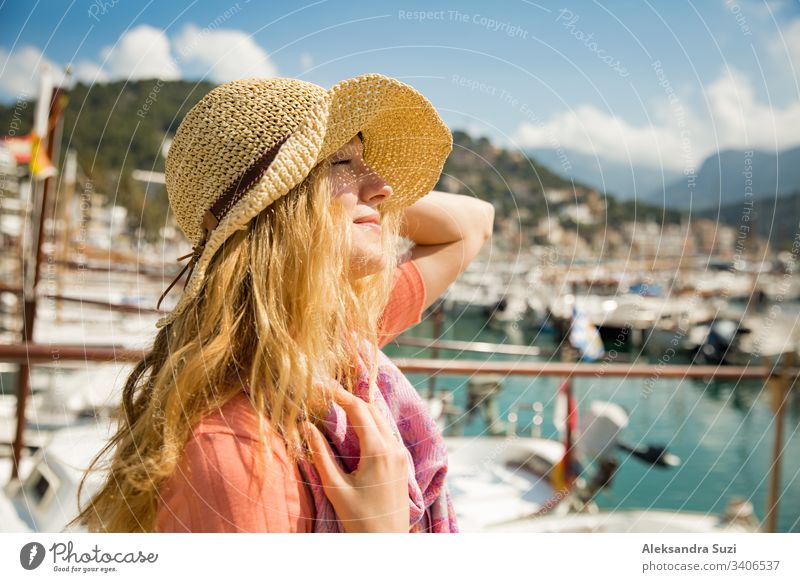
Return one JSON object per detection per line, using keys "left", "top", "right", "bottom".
{"left": 383, "top": 311, "right": 800, "bottom": 533}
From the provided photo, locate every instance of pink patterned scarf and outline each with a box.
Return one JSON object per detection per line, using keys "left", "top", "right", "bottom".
{"left": 296, "top": 339, "right": 459, "bottom": 533}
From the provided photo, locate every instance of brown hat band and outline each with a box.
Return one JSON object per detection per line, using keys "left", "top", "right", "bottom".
{"left": 156, "top": 133, "right": 292, "bottom": 311}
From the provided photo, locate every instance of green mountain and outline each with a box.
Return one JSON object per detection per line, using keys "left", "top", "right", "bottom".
{"left": 0, "top": 79, "right": 217, "bottom": 239}
{"left": 447, "top": 131, "right": 682, "bottom": 229}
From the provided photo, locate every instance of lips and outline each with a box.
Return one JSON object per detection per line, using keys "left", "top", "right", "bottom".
{"left": 353, "top": 215, "right": 381, "bottom": 226}
{"left": 354, "top": 214, "right": 381, "bottom": 234}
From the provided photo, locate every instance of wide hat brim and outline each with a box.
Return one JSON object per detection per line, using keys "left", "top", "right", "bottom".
{"left": 156, "top": 73, "right": 452, "bottom": 328}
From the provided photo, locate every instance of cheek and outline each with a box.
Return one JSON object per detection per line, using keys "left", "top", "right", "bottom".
{"left": 331, "top": 170, "right": 358, "bottom": 197}
{"left": 331, "top": 190, "right": 356, "bottom": 214}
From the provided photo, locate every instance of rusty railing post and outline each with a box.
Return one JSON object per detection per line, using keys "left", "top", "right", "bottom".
{"left": 763, "top": 352, "right": 794, "bottom": 533}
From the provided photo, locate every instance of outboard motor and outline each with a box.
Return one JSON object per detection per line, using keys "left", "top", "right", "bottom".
{"left": 573, "top": 401, "right": 681, "bottom": 501}
{"left": 575, "top": 401, "right": 629, "bottom": 462}
{"left": 694, "top": 319, "right": 739, "bottom": 365}
{"left": 573, "top": 401, "right": 629, "bottom": 495}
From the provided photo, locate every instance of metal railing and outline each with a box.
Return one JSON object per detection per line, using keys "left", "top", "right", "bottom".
{"left": 0, "top": 340, "right": 796, "bottom": 532}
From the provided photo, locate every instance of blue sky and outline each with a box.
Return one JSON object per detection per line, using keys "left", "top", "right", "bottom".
{"left": 1, "top": 0, "right": 799, "bottom": 170}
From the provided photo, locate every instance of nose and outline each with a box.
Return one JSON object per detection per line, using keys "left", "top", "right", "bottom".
{"left": 359, "top": 164, "right": 393, "bottom": 206}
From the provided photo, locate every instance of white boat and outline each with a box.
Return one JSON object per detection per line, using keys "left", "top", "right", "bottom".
{"left": 1, "top": 361, "right": 131, "bottom": 448}
{"left": 1, "top": 420, "right": 115, "bottom": 532}
{"left": 443, "top": 435, "right": 577, "bottom": 531}
{"left": 0, "top": 360, "right": 131, "bottom": 532}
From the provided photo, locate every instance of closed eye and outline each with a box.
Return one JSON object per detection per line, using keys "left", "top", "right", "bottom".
{"left": 332, "top": 159, "right": 351, "bottom": 166}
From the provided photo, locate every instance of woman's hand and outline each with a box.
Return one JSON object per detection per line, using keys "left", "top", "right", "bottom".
{"left": 302, "top": 384, "right": 410, "bottom": 533}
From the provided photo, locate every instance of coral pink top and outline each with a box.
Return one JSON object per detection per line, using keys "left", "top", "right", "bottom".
{"left": 155, "top": 259, "right": 427, "bottom": 532}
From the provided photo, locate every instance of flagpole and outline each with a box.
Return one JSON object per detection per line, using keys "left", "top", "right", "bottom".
{"left": 34, "top": 84, "right": 68, "bottom": 290}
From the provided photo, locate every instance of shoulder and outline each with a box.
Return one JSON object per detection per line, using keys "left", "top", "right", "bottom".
{"left": 192, "top": 392, "right": 263, "bottom": 440}
{"left": 378, "top": 259, "right": 427, "bottom": 348}
{"left": 189, "top": 392, "right": 293, "bottom": 466}
{"left": 389, "top": 258, "right": 426, "bottom": 319}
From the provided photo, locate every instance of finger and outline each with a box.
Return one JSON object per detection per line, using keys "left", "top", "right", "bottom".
{"left": 332, "top": 385, "right": 386, "bottom": 457}
{"left": 302, "top": 422, "right": 346, "bottom": 490}
{"left": 363, "top": 393, "right": 401, "bottom": 445}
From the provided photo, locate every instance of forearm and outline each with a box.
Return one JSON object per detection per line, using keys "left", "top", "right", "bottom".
{"left": 399, "top": 191, "right": 495, "bottom": 246}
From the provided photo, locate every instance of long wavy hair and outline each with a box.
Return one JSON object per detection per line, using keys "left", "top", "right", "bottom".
{"left": 68, "top": 155, "right": 406, "bottom": 532}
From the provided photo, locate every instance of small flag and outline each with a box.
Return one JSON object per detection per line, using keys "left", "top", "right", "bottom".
{"left": 551, "top": 377, "right": 578, "bottom": 492}
{"left": 29, "top": 131, "right": 57, "bottom": 180}
{"left": 569, "top": 305, "right": 605, "bottom": 362}
{"left": 1, "top": 134, "right": 34, "bottom": 164}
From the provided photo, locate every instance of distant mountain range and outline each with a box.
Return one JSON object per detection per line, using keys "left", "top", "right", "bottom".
{"left": 524, "top": 145, "right": 800, "bottom": 250}
{"left": 528, "top": 146, "right": 800, "bottom": 212}
{"left": 650, "top": 146, "right": 800, "bottom": 211}
{"left": 526, "top": 147, "right": 682, "bottom": 202}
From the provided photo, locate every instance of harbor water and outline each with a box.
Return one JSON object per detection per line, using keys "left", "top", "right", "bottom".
{"left": 384, "top": 308, "right": 800, "bottom": 533}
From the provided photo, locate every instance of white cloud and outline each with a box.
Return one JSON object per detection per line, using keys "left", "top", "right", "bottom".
{"left": 73, "top": 60, "right": 109, "bottom": 84}
{"left": 514, "top": 67, "right": 800, "bottom": 170}
{"left": 705, "top": 67, "right": 800, "bottom": 150}
{"left": 98, "top": 25, "right": 180, "bottom": 81}
{"left": 1, "top": 23, "right": 280, "bottom": 101}
{"left": 768, "top": 17, "right": 800, "bottom": 74}
{"left": 514, "top": 104, "right": 686, "bottom": 169}
{"left": 0, "top": 45, "right": 69, "bottom": 99}
{"left": 172, "top": 23, "right": 277, "bottom": 82}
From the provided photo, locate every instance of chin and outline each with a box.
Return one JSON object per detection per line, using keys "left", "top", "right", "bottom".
{"left": 349, "top": 254, "right": 386, "bottom": 279}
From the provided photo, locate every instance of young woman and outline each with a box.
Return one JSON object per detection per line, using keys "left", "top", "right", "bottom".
{"left": 70, "top": 74, "right": 494, "bottom": 533}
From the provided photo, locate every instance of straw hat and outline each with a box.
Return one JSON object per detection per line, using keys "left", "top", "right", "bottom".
{"left": 155, "top": 73, "right": 452, "bottom": 329}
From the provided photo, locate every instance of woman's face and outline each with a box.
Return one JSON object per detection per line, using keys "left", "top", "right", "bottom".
{"left": 328, "top": 134, "right": 394, "bottom": 279}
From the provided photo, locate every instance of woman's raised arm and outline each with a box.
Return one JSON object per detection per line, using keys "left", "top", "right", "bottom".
{"left": 399, "top": 191, "right": 495, "bottom": 313}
